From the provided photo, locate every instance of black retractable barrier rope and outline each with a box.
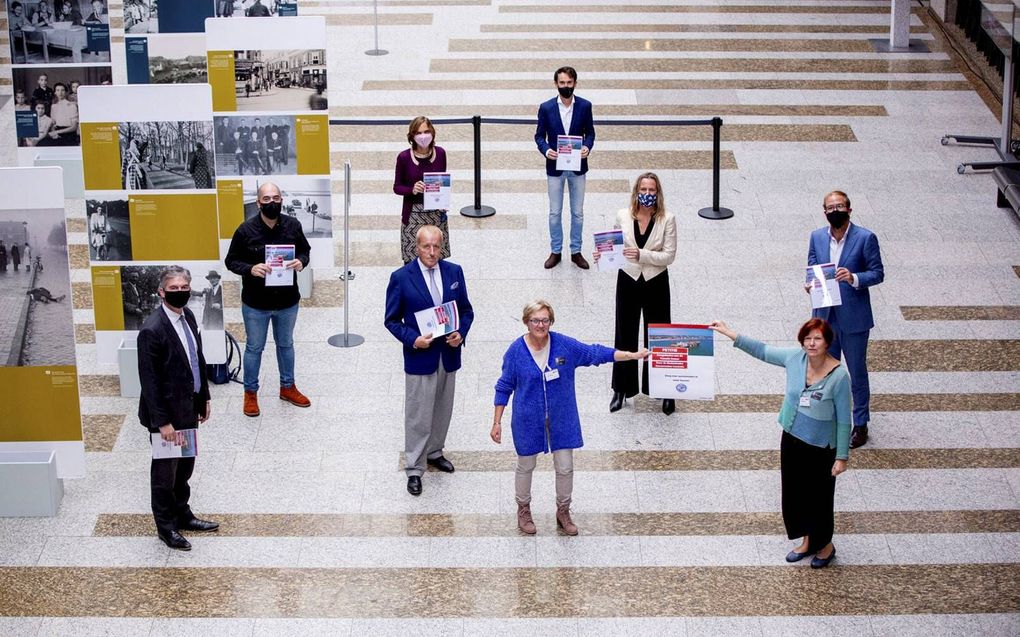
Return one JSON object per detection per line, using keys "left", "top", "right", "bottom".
{"left": 329, "top": 115, "right": 733, "bottom": 220}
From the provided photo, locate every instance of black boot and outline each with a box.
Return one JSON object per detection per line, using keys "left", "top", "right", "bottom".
{"left": 609, "top": 391, "right": 626, "bottom": 412}
{"left": 662, "top": 399, "right": 675, "bottom": 415}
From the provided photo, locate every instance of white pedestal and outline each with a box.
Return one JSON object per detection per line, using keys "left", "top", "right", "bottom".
{"left": 118, "top": 337, "right": 141, "bottom": 398}
{"left": 0, "top": 451, "right": 64, "bottom": 517}
{"left": 298, "top": 266, "right": 313, "bottom": 299}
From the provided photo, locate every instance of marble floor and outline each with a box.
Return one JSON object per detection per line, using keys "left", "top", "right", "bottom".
{"left": 1, "top": 0, "right": 1020, "bottom": 635}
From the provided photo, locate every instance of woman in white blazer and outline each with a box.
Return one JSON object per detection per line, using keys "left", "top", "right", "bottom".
{"left": 594, "top": 172, "right": 678, "bottom": 414}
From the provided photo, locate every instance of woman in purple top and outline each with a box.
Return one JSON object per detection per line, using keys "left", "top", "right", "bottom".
{"left": 393, "top": 116, "right": 449, "bottom": 264}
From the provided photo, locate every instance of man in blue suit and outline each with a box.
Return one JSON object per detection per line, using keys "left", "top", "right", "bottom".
{"left": 385, "top": 225, "right": 475, "bottom": 496}
{"left": 808, "top": 191, "right": 885, "bottom": 448}
{"left": 535, "top": 66, "right": 596, "bottom": 270}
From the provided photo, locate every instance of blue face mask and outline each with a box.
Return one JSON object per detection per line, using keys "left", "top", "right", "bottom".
{"left": 637, "top": 192, "right": 657, "bottom": 208}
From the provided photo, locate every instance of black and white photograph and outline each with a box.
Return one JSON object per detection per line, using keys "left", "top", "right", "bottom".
{"left": 216, "top": 0, "right": 297, "bottom": 18}
{"left": 0, "top": 208, "right": 74, "bottom": 367}
{"left": 147, "top": 34, "right": 206, "bottom": 84}
{"left": 118, "top": 120, "right": 216, "bottom": 190}
{"left": 233, "top": 49, "right": 327, "bottom": 112}
{"left": 243, "top": 176, "right": 331, "bottom": 239}
{"left": 8, "top": 0, "right": 112, "bottom": 64}
{"left": 123, "top": 0, "right": 156, "bottom": 34}
{"left": 214, "top": 114, "right": 297, "bottom": 177}
{"left": 86, "top": 197, "right": 131, "bottom": 261}
{"left": 14, "top": 65, "right": 109, "bottom": 147}
{"left": 119, "top": 264, "right": 223, "bottom": 332}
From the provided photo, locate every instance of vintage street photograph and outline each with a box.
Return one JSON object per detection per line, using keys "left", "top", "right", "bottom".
{"left": 147, "top": 34, "right": 206, "bottom": 84}
{"left": 232, "top": 49, "right": 327, "bottom": 112}
{"left": 119, "top": 120, "right": 216, "bottom": 190}
{"left": 119, "top": 264, "right": 223, "bottom": 332}
{"left": 243, "top": 176, "right": 331, "bottom": 239}
{"left": 213, "top": 114, "right": 297, "bottom": 177}
{"left": 86, "top": 197, "right": 131, "bottom": 261}
{"left": 216, "top": 0, "right": 296, "bottom": 18}
{"left": 123, "top": 0, "right": 156, "bottom": 34}
{"left": 0, "top": 207, "right": 74, "bottom": 367}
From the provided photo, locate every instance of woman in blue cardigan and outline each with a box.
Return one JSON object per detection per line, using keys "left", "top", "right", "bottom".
{"left": 491, "top": 299, "right": 648, "bottom": 536}
{"left": 709, "top": 317, "right": 851, "bottom": 569}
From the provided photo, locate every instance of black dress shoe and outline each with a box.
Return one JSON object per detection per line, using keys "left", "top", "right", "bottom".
{"left": 662, "top": 399, "right": 676, "bottom": 415}
{"left": 811, "top": 547, "right": 836, "bottom": 569}
{"left": 609, "top": 392, "right": 626, "bottom": 413}
{"left": 427, "top": 456, "right": 455, "bottom": 473}
{"left": 407, "top": 475, "right": 422, "bottom": 496}
{"left": 785, "top": 549, "right": 811, "bottom": 563}
{"left": 158, "top": 530, "right": 192, "bottom": 551}
{"left": 850, "top": 425, "right": 869, "bottom": 449}
{"left": 180, "top": 517, "right": 219, "bottom": 532}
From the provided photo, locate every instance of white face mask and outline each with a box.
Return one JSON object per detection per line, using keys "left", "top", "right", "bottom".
{"left": 413, "top": 133, "right": 433, "bottom": 149}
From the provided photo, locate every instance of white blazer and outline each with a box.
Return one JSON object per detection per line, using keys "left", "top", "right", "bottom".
{"left": 616, "top": 207, "right": 677, "bottom": 282}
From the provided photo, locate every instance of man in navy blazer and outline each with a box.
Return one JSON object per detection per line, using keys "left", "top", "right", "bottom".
{"left": 808, "top": 191, "right": 885, "bottom": 448}
{"left": 535, "top": 66, "right": 596, "bottom": 270}
{"left": 385, "top": 225, "right": 474, "bottom": 496}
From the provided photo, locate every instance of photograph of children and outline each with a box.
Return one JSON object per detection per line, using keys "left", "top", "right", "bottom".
{"left": 123, "top": 0, "right": 156, "bottom": 34}
{"left": 86, "top": 198, "right": 131, "bottom": 261}
{"left": 119, "top": 264, "right": 222, "bottom": 332}
{"left": 213, "top": 115, "right": 297, "bottom": 177}
{"left": 147, "top": 34, "right": 207, "bottom": 84}
{"left": 119, "top": 120, "right": 216, "bottom": 190}
{"left": 0, "top": 208, "right": 75, "bottom": 367}
{"left": 8, "top": 0, "right": 112, "bottom": 64}
{"left": 13, "top": 66, "right": 108, "bottom": 147}
{"left": 243, "top": 176, "right": 331, "bottom": 239}
{"left": 217, "top": 0, "right": 296, "bottom": 18}
{"left": 232, "top": 49, "right": 326, "bottom": 112}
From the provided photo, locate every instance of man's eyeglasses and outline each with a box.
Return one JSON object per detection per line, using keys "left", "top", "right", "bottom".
{"left": 824, "top": 204, "right": 848, "bottom": 213}
{"left": 528, "top": 318, "right": 551, "bottom": 326}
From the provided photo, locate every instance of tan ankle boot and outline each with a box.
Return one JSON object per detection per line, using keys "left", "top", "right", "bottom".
{"left": 243, "top": 390, "right": 260, "bottom": 417}
{"left": 556, "top": 503, "right": 578, "bottom": 536}
{"left": 517, "top": 503, "right": 536, "bottom": 535}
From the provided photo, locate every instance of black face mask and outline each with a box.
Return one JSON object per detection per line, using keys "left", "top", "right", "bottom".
{"left": 163, "top": 290, "right": 190, "bottom": 309}
{"left": 825, "top": 211, "right": 849, "bottom": 228}
{"left": 557, "top": 86, "right": 574, "bottom": 99}
{"left": 260, "top": 201, "right": 281, "bottom": 220}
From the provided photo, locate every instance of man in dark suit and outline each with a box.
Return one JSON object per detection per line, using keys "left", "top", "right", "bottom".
{"left": 807, "top": 191, "right": 885, "bottom": 449}
{"left": 137, "top": 266, "right": 219, "bottom": 550}
{"left": 191, "top": 270, "right": 223, "bottom": 331}
{"left": 385, "top": 225, "right": 474, "bottom": 496}
{"left": 535, "top": 65, "right": 596, "bottom": 270}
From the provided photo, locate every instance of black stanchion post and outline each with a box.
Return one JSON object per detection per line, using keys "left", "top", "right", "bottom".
{"left": 698, "top": 116, "right": 734, "bottom": 220}
{"left": 460, "top": 114, "right": 496, "bottom": 218}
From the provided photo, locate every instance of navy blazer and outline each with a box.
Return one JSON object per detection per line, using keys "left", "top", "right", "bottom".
{"left": 384, "top": 259, "right": 475, "bottom": 375}
{"left": 534, "top": 96, "right": 596, "bottom": 177}
{"left": 808, "top": 223, "right": 885, "bottom": 333}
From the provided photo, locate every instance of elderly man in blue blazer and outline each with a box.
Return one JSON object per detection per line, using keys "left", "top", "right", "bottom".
{"left": 808, "top": 191, "right": 885, "bottom": 449}
{"left": 535, "top": 65, "right": 596, "bottom": 270}
{"left": 385, "top": 225, "right": 475, "bottom": 496}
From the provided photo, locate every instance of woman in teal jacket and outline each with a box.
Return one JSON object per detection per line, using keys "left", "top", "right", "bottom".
{"left": 491, "top": 299, "right": 647, "bottom": 536}
{"left": 710, "top": 317, "right": 851, "bottom": 569}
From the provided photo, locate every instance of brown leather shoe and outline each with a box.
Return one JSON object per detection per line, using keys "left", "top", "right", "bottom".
{"left": 570, "top": 253, "right": 590, "bottom": 269}
{"left": 280, "top": 384, "right": 311, "bottom": 408}
{"left": 556, "top": 503, "right": 578, "bottom": 536}
{"left": 544, "top": 252, "right": 562, "bottom": 269}
{"left": 517, "top": 502, "right": 536, "bottom": 535}
{"left": 243, "top": 390, "right": 260, "bottom": 417}
{"left": 849, "top": 425, "right": 868, "bottom": 449}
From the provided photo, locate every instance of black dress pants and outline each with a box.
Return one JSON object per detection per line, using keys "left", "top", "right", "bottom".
{"left": 611, "top": 270, "right": 671, "bottom": 396}
{"left": 151, "top": 433, "right": 197, "bottom": 535}
{"left": 780, "top": 431, "right": 837, "bottom": 553}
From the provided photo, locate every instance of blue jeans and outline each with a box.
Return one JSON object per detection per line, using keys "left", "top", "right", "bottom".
{"left": 241, "top": 302, "right": 298, "bottom": 392}
{"left": 547, "top": 171, "right": 586, "bottom": 254}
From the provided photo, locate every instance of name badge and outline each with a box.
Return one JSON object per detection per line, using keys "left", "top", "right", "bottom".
{"left": 544, "top": 368, "right": 560, "bottom": 381}
{"left": 799, "top": 395, "right": 811, "bottom": 407}
{"left": 811, "top": 391, "right": 824, "bottom": 401}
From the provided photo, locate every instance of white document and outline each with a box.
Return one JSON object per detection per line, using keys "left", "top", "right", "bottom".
{"left": 265, "top": 244, "right": 295, "bottom": 287}
{"left": 151, "top": 430, "right": 198, "bottom": 459}
{"left": 555, "top": 135, "right": 582, "bottom": 172}
{"left": 805, "top": 263, "right": 842, "bottom": 309}
{"left": 423, "top": 172, "right": 451, "bottom": 211}
{"left": 594, "top": 229, "right": 625, "bottom": 272}
{"left": 647, "top": 324, "right": 715, "bottom": 401}
{"left": 414, "top": 301, "right": 460, "bottom": 337}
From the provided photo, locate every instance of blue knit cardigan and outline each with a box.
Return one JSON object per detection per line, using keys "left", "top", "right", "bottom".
{"left": 494, "top": 332, "right": 615, "bottom": 456}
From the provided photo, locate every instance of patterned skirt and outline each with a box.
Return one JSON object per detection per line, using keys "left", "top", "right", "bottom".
{"left": 401, "top": 204, "right": 451, "bottom": 264}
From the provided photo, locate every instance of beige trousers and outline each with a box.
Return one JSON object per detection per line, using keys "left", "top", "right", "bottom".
{"left": 515, "top": 449, "right": 574, "bottom": 506}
